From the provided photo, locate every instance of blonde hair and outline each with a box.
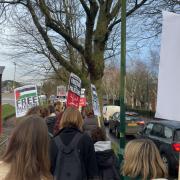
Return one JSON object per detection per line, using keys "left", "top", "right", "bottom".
{"left": 55, "top": 102, "right": 64, "bottom": 112}
{"left": 122, "top": 139, "right": 167, "bottom": 180}
{"left": 60, "top": 107, "right": 83, "bottom": 130}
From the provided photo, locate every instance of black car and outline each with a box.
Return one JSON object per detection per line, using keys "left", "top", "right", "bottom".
{"left": 138, "top": 120, "right": 180, "bottom": 176}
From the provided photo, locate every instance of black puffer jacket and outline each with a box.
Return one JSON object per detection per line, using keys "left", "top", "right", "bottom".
{"left": 94, "top": 141, "right": 120, "bottom": 180}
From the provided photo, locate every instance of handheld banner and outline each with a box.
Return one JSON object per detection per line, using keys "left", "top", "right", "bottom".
{"left": 66, "top": 73, "right": 81, "bottom": 108}
{"left": 79, "top": 97, "right": 86, "bottom": 107}
{"left": 14, "top": 85, "right": 39, "bottom": 117}
{"left": 91, "top": 84, "right": 100, "bottom": 116}
{"left": 79, "top": 88, "right": 86, "bottom": 107}
{"left": 57, "top": 86, "right": 66, "bottom": 97}
{"left": 156, "top": 11, "right": 180, "bottom": 121}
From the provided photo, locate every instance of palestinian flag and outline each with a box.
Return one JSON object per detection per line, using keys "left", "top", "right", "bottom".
{"left": 15, "top": 86, "right": 37, "bottom": 100}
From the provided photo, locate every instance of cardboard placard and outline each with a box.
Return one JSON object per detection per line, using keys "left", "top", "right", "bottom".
{"left": 14, "top": 85, "right": 39, "bottom": 117}
{"left": 66, "top": 73, "right": 81, "bottom": 108}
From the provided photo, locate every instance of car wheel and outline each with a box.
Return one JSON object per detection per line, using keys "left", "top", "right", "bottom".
{"left": 161, "top": 154, "right": 170, "bottom": 173}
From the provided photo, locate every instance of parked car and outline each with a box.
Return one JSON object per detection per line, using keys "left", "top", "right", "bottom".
{"left": 137, "top": 120, "right": 180, "bottom": 176}
{"left": 109, "top": 112, "right": 144, "bottom": 137}
{"left": 103, "top": 105, "right": 120, "bottom": 125}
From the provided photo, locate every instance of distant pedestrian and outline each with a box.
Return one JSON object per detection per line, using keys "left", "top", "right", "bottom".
{"left": 54, "top": 101, "right": 64, "bottom": 116}
{"left": 50, "top": 107, "right": 99, "bottom": 180}
{"left": 0, "top": 115, "right": 52, "bottom": 180}
{"left": 83, "top": 106, "right": 99, "bottom": 137}
{"left": 53, "top": 111, "right": 63, "bottom": 135}
{"left": 26, "top": 105, "right": 43, "bottom": 117}
{"left": 122, "top": 139, "right": 167, "bottom": 180}
{"left": 91, "top": 127, "right": 120, "bottom": 180}
{"left": 45, "top": 105, "right": 57, "bottom": 136}
{"left": 41, "top": 107, "right": 50, "bottom": 118}
{"left": 53, "top": 102, "right": 65, "bottom": 135}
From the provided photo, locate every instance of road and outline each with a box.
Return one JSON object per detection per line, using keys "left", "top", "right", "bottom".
{"left": 2, "top": 93, "right": 15, "bottom": 106}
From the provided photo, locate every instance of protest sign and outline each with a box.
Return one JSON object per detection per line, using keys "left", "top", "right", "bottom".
{"left": 91, "top": 84, "right": 100, "bottom": 116}
{"left": 156, "top": 11, "right": 180, "bottom": 121}
{"left": 57, "top": 86, "right": 66, "bottom": 97}
{"left": 79, "top": 97, "right": 86, "bottom": 107}
{"left": 66, "top": 73, "right": 81, "bottom": 108}
{"left": 79, "top": 88, "right": 86, "bottom": 107}
{"left": 14, "top": 85, "right": 39, "bottom": 117}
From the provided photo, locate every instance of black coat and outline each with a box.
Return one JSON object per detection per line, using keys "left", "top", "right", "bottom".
{"left": 96, "top": 149, "right": 120, "bottom": 180}
{"left": 46, "top": 115, "right": 57, "bottom": 135}
{"left": 83, "top": 116, "right": 98, "bottom": 137}
{"left": 50, "top": 127, "right": 99, "bottom": 179}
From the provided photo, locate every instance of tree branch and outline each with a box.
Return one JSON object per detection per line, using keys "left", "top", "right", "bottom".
{"left": 109, "top": 0, "right": 121, "bottom": 21}
{"left": 108, "top": 0, "right": 148, "bottom": 31}
{"left": 84, "top": 0, "right": 98, "bottom": 63}
{"left": 79, "top": 0, "right": 91, "bottom": 16}
{"left": 38, "top": 0, "right": 85, "bottom": 56}
{"left": 26, "top": 0, "right": 81, "bottom": 76}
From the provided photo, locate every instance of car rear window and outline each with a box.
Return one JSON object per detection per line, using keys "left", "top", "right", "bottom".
{"left": 174, "top": 129, "right": 180, "bottom": 141}
{"left": 164, "top": 126, "right": 173, "bottom": 139}
{"left": 150, "top": 124, "right": 164, "bottom": 137}
{"left": 115, "top": 112, "right": 120, "bottom": 118}
{"left": 126, "top": 116, "right": 138, "bottom": 121}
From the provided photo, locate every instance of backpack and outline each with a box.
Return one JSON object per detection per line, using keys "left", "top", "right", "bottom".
{"left": 54, "top": 132, "right": 84, "bottom": 180}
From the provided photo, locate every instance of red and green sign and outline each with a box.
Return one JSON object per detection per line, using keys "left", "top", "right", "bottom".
{"left": 14, "top": 85, "right": 39, "bottom": 117}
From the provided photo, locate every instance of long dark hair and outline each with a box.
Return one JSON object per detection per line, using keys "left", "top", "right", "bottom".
{"left": 2, "top": 115, "right": 52, "bottom": 180}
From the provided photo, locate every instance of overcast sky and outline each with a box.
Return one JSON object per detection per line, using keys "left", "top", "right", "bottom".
{"left": 0, "top": 26, "right": 47, "bottom": 84}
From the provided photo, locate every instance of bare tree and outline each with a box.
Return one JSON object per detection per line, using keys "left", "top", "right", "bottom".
{"left": 125, "top": 50, "right": 159, "bottom": 111}
{"left": 102, "top": 65, "right": 120, "bottom": 104}
{"left": 0, "top": 0, "right": 150, "bottom": 89}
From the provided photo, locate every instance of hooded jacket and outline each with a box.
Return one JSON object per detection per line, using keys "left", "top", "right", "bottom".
{"left": 94, "top": 141, "right": 120, "bottom": 180}
{"left": 46, "top": 113, "right": 57, "bottom": 135}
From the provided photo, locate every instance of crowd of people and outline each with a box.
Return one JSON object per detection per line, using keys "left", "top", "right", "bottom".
{"left": 0, "top": 102, "right": 168, "bottom": 180}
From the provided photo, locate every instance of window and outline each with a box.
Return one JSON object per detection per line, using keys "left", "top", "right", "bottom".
{"left": 144, "top": 123, "right": 154, "bottom": 135}
{"left": 115, "top": 113, "right": 119, "bottom": 119}
{"left": 164, "top": 127, "right": 173, "bottom": 139}
{"left": 174, "top": 130, "right": 180, "bottom": 141}
{"left": 150, "top": 124, "right": 163, "bottom": 137}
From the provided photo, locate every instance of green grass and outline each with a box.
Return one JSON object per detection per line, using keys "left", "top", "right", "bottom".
{"left": 2, "top": 104, "right": 15, "bottom": 121}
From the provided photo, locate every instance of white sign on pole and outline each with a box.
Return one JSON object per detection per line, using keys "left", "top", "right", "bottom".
{"left": 14, "top": 85, "right": 39, "bottom": 117}
{"left": 68, "top": 73, "right": 81, "bottom": 96}
{"left": 66, "top": 73, "right": 81, "bottom": 108}
{"left": 57, "top": 86, "right": 66, "bottom": 97}
{"left": 156, "top": 11, "right": 180, "bottom": 121}
{"left": 91, "top": 84, "right": 100, "bottom": 116}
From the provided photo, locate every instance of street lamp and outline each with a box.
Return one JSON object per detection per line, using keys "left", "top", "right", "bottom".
{"left": 0, "top": 66, "right": 5, "bottom": 134}
{"left": 13, "top": 62, "right": 16, "bottom": 89}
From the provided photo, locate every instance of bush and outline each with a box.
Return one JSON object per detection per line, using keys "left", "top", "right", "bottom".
{"left": 2, "top": 104, "right": 15, "bottom": 121}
